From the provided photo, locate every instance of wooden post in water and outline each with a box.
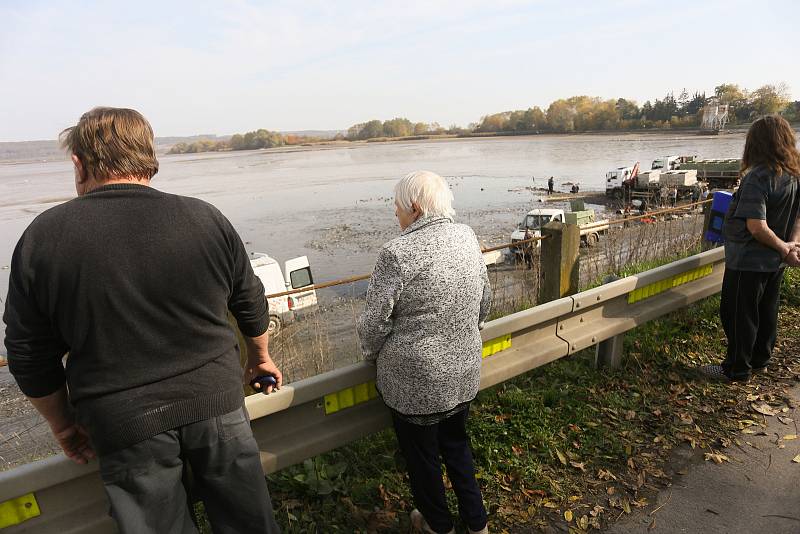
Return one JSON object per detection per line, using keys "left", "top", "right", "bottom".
{"left": 538, "top": 221, "right": 580, "bottom": 304}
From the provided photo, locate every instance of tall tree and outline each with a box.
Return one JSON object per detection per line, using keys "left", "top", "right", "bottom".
{"left": 616, "top": 98, "right": 640, "bottom": 120}
{"left": 546, "top": 100, "right": 575, "bottom": 132}
{"left": 683, "top": 92, "right": 707, "bottom": 116}
{"left": 359, "top": 120, "right": 384, "bottom": 139}
{"left": 749, "top": 84, "right": 791, "bottom": 116}
{"left": 382, "top": 117, "right": 413, "bottom": 137}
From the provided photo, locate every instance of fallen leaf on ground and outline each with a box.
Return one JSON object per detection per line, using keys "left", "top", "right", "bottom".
{"left": 778, "top": 416, "right": 794, "bottom": 425}
{"left": 622, "top": 500, "right": 632, "bottom": 514}
{"left": 704, "top": 452, "right": 730, "bottom": 464}
{"left": 522, "top": 488, "right": 546, "bottom": 499}
{"left": 564, "top": 510, "right": 573, "bottom": 522}
{"left": 783, "top": 434, "right": 797, "bottom": 441}
{"left": 597, "top": 469, "right": 617, "bottom": 481}
{"left": 792, "top": 455, "right": 800, "bottom": 464}
{"left": 751, "top": 403, "right": 778, "bottom": 416}
{"left": 570, "top": 461, "right": 586, "bottom": 472}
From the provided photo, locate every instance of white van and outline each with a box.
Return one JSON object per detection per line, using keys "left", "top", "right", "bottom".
{"left": 250, "top": 253, "right": 318, "bottom": 335}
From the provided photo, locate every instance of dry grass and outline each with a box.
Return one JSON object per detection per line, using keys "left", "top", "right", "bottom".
{"left": 581, "top": 211, "right": 705, "bottom": 289}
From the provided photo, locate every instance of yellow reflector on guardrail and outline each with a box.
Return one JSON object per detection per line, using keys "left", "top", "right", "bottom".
{"left": 323, "top": 335, "right": 514, "bottom": 415}
{"left": 482, "top": 334, "right": 512, "bottom": 358}
{"left": 0, "top": 493, "right": 40, "bottom": 528}
{"left": 627, "top": 265, "right": 714, "bottom": 304}
{"left": 324, "top": 381, "right": 378, "bottom": 415}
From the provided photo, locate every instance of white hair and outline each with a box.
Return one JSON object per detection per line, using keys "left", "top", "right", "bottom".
{"left": 394, "top": 170, "right": 455, "bottom": 219}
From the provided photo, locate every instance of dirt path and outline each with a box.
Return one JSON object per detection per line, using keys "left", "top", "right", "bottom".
{"left": 604, "top": 384, "right": 800, "bottom": 534}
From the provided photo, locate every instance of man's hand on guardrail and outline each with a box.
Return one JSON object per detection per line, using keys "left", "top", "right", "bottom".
{"left": 244, "top": 357, "right": 283, "bottom": 394}
{"left": 243, "top": 331, "right": 283, "bottom": 393}
{"left": 52, "top": 422, "right": 95, "bottom": 465}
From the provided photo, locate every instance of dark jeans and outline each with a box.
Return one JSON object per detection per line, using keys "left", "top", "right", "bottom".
{"left": 720, "top": 267, "right": 784, "bottom": 380}
{"left": 98, "top": 407, "right": 281, "bottom": 534}
{"left": 391, "top": 408, "right": 488, "bottom": 533}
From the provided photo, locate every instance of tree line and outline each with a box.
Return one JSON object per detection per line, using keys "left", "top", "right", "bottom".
{"left": 348, "top": 83, "right": 796, "bottom": 139}
{"left": 345, "top": 118, "right": 471, "bottom": 140}
{"left": 170, "top": 82, "right": 798, "bottom": 154}
{"left": 471, "top": 83, "right": 796, "bottom": 134}
{"left": 168, "top": 129, "right": 328, "bottom": 154}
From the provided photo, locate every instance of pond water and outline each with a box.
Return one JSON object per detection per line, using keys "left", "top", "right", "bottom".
{"left": 0, "top": 131, "right": 749, "bottom": 353}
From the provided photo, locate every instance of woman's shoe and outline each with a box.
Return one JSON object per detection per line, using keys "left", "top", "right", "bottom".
{"left": 699, "top": 364, "right": 749, "bottom": 383}
{"left": 409, "top": 509, "right": 455, "bottom": 534}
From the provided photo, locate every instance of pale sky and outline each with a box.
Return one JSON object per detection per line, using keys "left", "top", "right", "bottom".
{"left": 1, "top": 0, "right": 797, "bottom": 142}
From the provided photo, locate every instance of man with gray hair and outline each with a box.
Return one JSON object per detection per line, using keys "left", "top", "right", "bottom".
{"left": 3, "top": 107, "right": 282, "bottom": 533}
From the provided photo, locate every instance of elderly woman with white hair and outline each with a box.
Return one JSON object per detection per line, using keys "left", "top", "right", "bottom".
{"left": 357, "top": 171, "right": 491, "bottom": 534}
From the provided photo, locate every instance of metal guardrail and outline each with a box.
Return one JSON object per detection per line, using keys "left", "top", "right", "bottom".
{"left": 0, "top": 247, "right": 726, "bottom": 533}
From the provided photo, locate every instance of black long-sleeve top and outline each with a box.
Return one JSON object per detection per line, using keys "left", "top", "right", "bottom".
{"left": 3, "top": 183, "right": 268, "bottom": 454}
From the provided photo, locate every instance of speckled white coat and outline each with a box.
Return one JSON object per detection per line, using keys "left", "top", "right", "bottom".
{"left": 357, "top": 216, "right": 492, "bottom": 415}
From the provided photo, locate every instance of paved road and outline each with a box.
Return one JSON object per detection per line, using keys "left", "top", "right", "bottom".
{"left": 605, "top": 384, "right": 800, "bottom": 534}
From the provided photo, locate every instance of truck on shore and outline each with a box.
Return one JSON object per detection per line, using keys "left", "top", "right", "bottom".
{"left": 605, "top": 156, "right": 741, "bottom": 200}
{"left": 510, "top": 208, "right": 609, "bottom": 256}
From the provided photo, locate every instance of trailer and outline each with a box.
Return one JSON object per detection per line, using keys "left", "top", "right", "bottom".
{"left": 510, "top": 208, "right": 609, "bottom": 255}
{"left": 677, "top": 158, "right": 740, "bottom": 190}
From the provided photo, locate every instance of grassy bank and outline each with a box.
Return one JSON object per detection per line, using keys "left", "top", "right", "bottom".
{"left": 262, "top": 268, "right": 799, "bottom": 533}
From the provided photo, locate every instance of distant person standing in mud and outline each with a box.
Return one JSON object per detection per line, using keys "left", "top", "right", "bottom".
{"left": 669, "top": 186, "right": 678, "bottom": 208}
{"left": 3, "top": 107, "right": 282, "bottom": 533}
{"left": 523, "top": 227, "right": 536, "bottom": 269}
{"left": 548, "top": 176, "right": 555, "bottom": 195}
{"left": 660, "top": 186, "right": 669, "bottom": 208}
{"left": 701, "top": 114, "right": 800, "bottom": 383}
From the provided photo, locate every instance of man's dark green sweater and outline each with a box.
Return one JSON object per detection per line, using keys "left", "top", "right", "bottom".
{"left": 3, "top": 183, "right": 268, "bottom": 454}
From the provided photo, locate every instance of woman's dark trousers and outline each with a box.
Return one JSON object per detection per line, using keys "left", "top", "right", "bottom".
{"left": 720, "top": 267, "right": 784, "bottom": 380}
{"left": 391, "top": 408, "right": 488, "bottom": 533}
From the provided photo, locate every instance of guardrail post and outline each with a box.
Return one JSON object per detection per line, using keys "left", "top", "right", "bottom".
{"left": 595, "top": 275, "right": 623, "bottom": 369}
{"left": 595, "top": 334, "right": 624, "bottom": 369}
{"left": 538, "top": 222, "right": 580, "bottom": 304}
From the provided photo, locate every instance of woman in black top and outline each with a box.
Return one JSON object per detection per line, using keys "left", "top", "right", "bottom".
{"left": 702, "top": 115, "right": 800, "bottom": 382}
